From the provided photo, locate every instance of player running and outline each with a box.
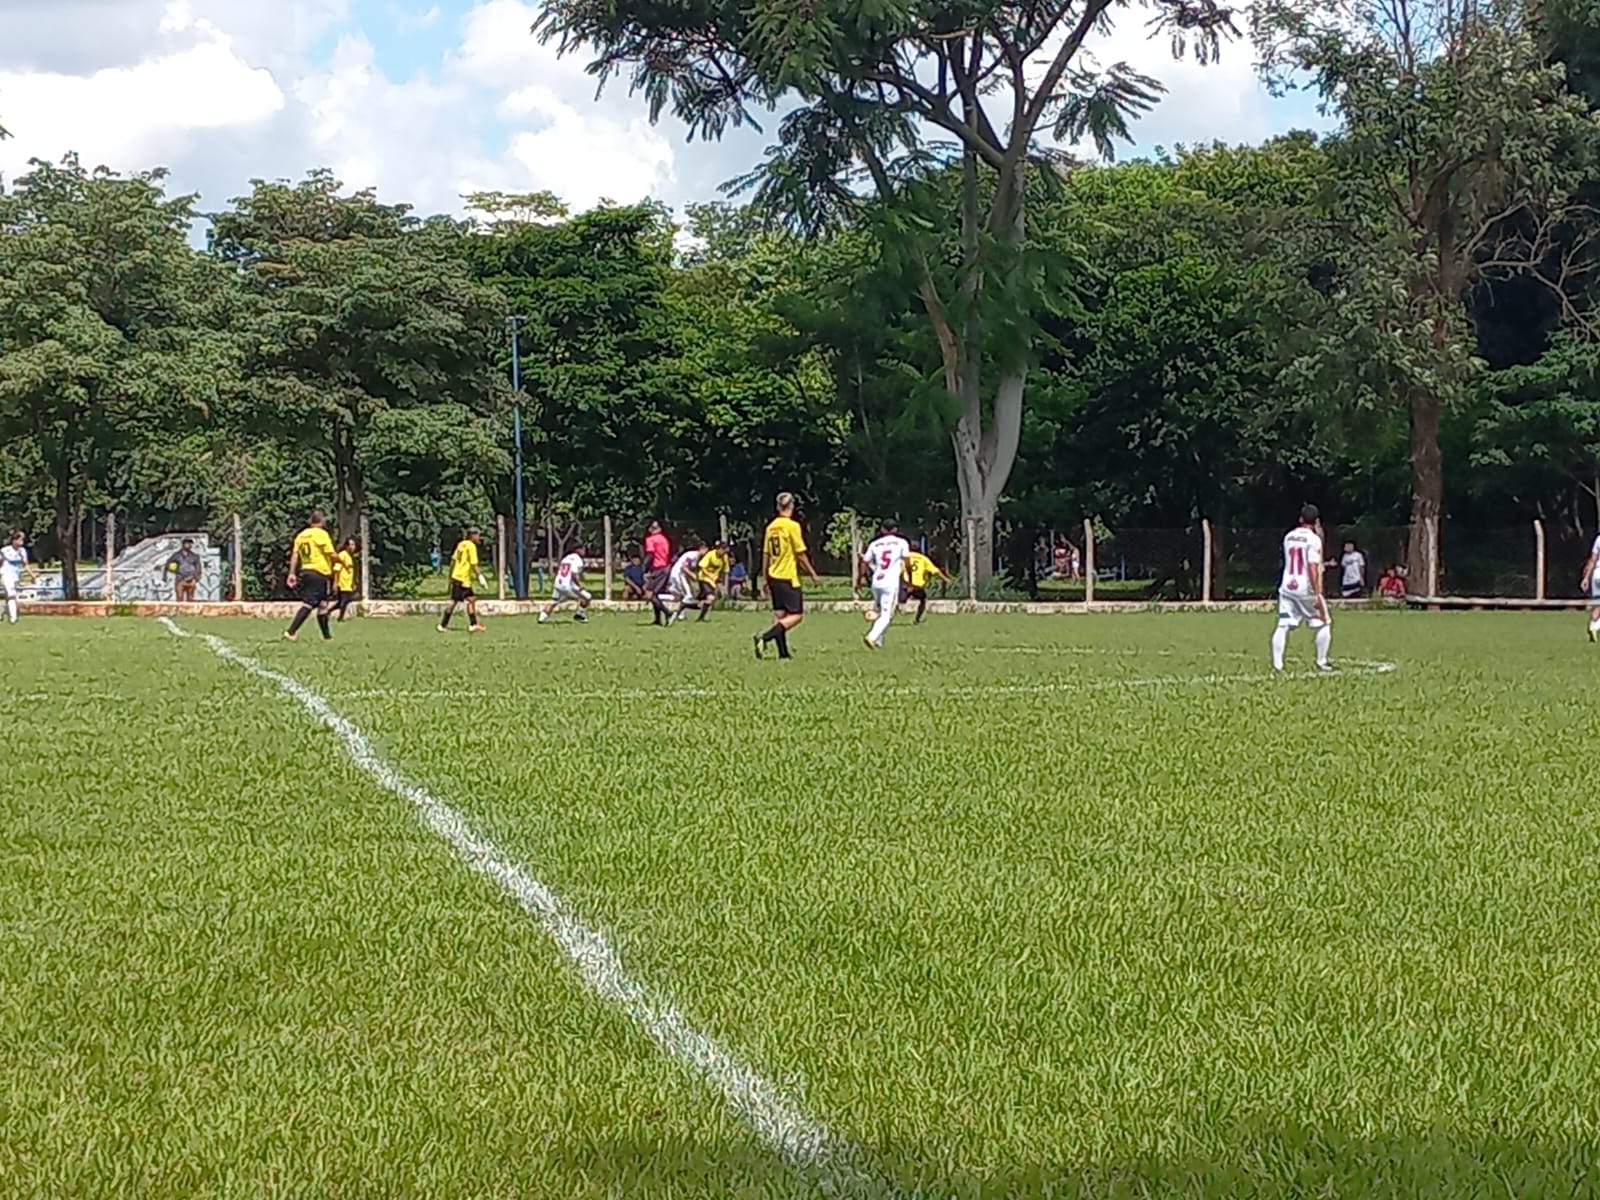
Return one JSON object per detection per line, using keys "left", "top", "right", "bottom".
{"left": 694, "top": 541, "right": 731, "bottom": 621}
{"left": 1583, "top": 532, "right": 1600, "bottom": 641}
{"left": 1272, "top": 504, "right": 1333, "bottom": 672}
{"left": 667, "top": 544, "right": 704, "bottom": 622}
{"left": 437, "top": 527, "right": 488, "bottom": 633}
{"left": 862, "top": 521, "right": 911, "bottom": 649}
{"left": 332, "top": 536, "right": 358, "bottom": 621}
{"left": 541, "top": 544, "right": 592, "bottom": 623}
{"left": 284, "top": 509, "right": 337, "bottom": 642}
{"left": 901, "top": 547, "right": 950, "bottom": 625}
{"left": 1, "top": 532, "right": 36, "bottom": 624}
{"left": 754, "top": 492, "right": 819, "bottom": 660}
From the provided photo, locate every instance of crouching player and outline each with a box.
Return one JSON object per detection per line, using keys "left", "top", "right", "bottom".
{"left": 541, "top": 544, "right": 592, "bottom": 623}
{"left": 694, "top": 540, "right": 730, "bottom": 621}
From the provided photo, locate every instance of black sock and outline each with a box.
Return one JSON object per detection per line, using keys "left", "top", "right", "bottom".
{"left": 776, "top": 628, "right": 790, "bottom": 658}
{"left": 440, "top": 607, "right": 453, "bottom": 628}
{"left": 917, "top": 600, "right": 927, "bottom": 622}
{"left": 760, "top": 624, "right": 782, "bottom": 644}
{"left": 288, "top": 605, "right": 312, "bottom": 634}
{"left": 317, "top": 611, "right": 331, "bottom": 639}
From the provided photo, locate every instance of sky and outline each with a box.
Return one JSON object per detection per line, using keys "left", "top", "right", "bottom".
{"left": 0, "top": 0, "right": 1335, "bottom": 225}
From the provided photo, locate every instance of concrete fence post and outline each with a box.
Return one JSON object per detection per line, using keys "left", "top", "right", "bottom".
{"left": 1083, "top": 518, "right": 1096, "bottom": 608}
{"left": 231, "top": 512, "right": 243, "bottom": 601}
{"left": 359, "top": 513, "right": 371, "bottom": 602}
{"left": 603, "top": 515, "right": 614, "bottom": 602}
{"left": 105, "top": 513, "right": 116, "bottom": 604}
{"left": 1534, "top": 518, "right": 1547, "bottom": 601}
{"left": 496, "top": 514, "right": 508, "bottom": 601}
{"left": 1201, "top": 519, "right": 1214, "bottom": 605}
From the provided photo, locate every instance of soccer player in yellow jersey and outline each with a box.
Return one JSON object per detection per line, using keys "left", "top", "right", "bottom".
{"left": 902, "top": 548, "right": 951, "bottom": 625}
{"left": 332, "top": 536, "right": 358, "bottom": 621}
{"left": 284, "top": 508, "right": 337, "bottom": 641}
{"left": 437, "top": 526, "right": 488, "bottom": 633}
{"left": 694, "top": 540, "right": 730, "bottom": 621}
{"left": 754, "top": 492, "right": 819, "bottom": 660}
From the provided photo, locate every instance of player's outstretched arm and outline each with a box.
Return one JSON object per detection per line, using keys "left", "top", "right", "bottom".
{"left": 798, "top": 552, "right": 820, "bottom": 586}
{"left": 286, "top": 549, "right": 301, "bottom": 590}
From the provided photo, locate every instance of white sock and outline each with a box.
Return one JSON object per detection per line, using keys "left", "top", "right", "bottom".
{"left": 1315, "top": 625, "right": 1332, "bottom": 666}
{"left": 1590, "top": 616, "right": 1599, "bottom": 633}
{"left": 868, "top": 601, "right": 895, "bottom": 645}
{"left": 7, "top": 596, "right": 17, "bottom": 623}
{"left": 1270, "top": 625, "right": 1288, "bottom": 670}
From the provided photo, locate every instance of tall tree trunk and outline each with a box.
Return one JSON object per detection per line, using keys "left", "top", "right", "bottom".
{"left": 331, "top": 420, "right": 363, "bottom": 542}
{"left": 1406, "top": 389, "right": 1442, "bottom": 596}
{"left": 54, "top": 459, "right": 78, "bottom": 601}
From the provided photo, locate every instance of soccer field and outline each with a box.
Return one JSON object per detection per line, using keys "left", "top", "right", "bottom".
{"left": 5, "top": 609, "right": 1600, "bottom": 1198}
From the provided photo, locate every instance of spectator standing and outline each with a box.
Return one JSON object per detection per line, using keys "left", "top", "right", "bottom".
{"left": 729, "top": 560, "right": 749, "bottom": 599}
{"left": 1339, "top": 540, "right": 1368, "bottom": 598}
{"left": 642, "top": 521, "right": 672, "bottom": 626}
{"left": 164, "top": 538, "right": 203, "bottom": 603}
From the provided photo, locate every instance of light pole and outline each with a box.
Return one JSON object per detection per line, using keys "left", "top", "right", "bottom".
{"left": 508, "top": 315, "right": 528, "bottom": 600}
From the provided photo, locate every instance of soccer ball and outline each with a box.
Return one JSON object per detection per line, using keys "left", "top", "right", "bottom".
{"left": 864, "top": 608, "right": 878, "bottom": 622}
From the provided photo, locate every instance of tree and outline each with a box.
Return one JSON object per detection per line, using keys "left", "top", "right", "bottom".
{"left": 534, "top": 0, "right": 1233, "bottom": 587}
{"left": 0, "top": 156, "right": 236, "bottom": 597}
{"left": 1255, "top": 0, "right": 1600, "bottom": 593}
{"left": 211, "top": 172, "right": 508, "bottom": 552}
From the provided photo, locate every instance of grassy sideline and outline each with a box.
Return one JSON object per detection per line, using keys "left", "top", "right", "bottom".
{"left": 3, "top": 610, "right": 1599, "bottom": 1197}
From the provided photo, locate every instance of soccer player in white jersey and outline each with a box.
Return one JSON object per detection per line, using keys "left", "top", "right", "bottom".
{"left": 861, "top": 521, "right": 911, "bottom": 649}
{"left": 0, "top": 532, "right": 34, "bottom": 624}
{"left": 1272, "top": 504, "right": 1334, "bottom": 672}
{"left": 667, "top": 544, "right": 703, "bottom": 622}
{"left": 1581, "top": 532, "right": 1600, "bottom": 640}
{"left": 540, "top": 544, "right": 591, "bottom": 623}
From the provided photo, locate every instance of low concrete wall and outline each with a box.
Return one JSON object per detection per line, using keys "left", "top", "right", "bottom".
{"left": 23, "top": 597, "right": 1392, "bottom": 619}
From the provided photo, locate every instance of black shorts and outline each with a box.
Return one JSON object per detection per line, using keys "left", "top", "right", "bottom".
{"left": 300, "top": 572, "right": 330, "bottom": 606}
{"left": 697, "top": 579, "right": 718, "bottom": 601}
{"left": 769, "top": 578, "right": 804, "bottom": 613}
{"left": 644, "top": 568, "right": 670, "bottom": 598}
{"left": 450, "top": 581, "right": 476, "bottom": 602}
{"left": 905, "top": 584, "right": 927, "bottom": 603}
{"left": 335, "top": 589, "right": 355, "bottom": 611}
{"left": 1341, "top": 583, "right": 1363, "bottom": 599}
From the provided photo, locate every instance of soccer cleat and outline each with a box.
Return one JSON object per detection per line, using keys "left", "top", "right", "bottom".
{"left": 1590, "top": 626, "right": 1596, "bottom": 643}
{"left": 436, "top": 624, "right": 449, "bottom": 633}
{"left": 864, "top": 635, "right": 879, "bottom": 650}
{"left": 1314, "top": 662, "right": 1337, "bottom": 673}
{"left": 752, "top": 634, "right": 764, "bottom": 660}
{"left": 282, "top": 631, "right": 297, "bottom": 642}
{"left": 574, "top": 612, "right": 587, "bottom": 623}
{"left": 469, "top": 623, "right": 487, "bottom": 633}
{"left": 538, "top": 612, "right": 548, "bottom": 624}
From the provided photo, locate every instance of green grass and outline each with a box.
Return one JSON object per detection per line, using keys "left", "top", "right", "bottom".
{"left": 4, "top": 609, "right": 1600, "bottom": 1197}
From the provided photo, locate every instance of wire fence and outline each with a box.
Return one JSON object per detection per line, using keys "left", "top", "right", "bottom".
{"left": 22, "top": 509, "right": 1591, "bottom": 604}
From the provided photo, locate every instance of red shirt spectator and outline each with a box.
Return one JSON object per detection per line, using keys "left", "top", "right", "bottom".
{"left": 1379, "top": 568, "right": 1406, "bottom": 600}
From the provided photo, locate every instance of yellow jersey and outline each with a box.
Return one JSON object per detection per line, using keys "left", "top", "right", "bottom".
{"left": 698, "top": 547, "right": 730, "bottom": 585}
{"left": 332, "top": 549, "right": 355, "bottom": 593}
{"left": 293, "top": 526, "right": 336, "bottom": 577}
{"left": 905, "top": 552, "right": 939, "bottom": 589}
{"left": 763, "top": 516, "right": 806, "bottom": 585}
{"left": 449, "top": 538, "right": 480, "bottom": 586}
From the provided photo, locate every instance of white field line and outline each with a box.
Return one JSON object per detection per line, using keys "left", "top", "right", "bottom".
{"left": 331, "top": 660, "right": 1398, "bottom": 704}
{"left": 156, "top": 618, "right": 882, "bottom": 1196}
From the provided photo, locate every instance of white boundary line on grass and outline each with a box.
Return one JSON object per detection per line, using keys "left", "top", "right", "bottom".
{"left": 156, "top": 617, "right": 883, "bottom": 1197}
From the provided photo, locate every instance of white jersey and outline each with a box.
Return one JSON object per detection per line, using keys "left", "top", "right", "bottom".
{"left": 1340, "top": 550, "right": 1366, "bottom": 588}
{"left": 1280, "top": 527, "right": 1323, "bottom": 595}
{"left": 555, "top": 552, "right": 584, "bottom": 588}
{"left": 671, "top": 550, "right": 701, "bottom": 581}
{"left": 0, "top": 545, "right": 26, "bottom": 579}
{"left": 863, "top": 535, "right": 911, "bottom": 591}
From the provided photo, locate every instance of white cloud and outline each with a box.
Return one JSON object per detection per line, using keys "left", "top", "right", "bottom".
{"left": 0, "top": 0, "right": 1327, "bottom": 226}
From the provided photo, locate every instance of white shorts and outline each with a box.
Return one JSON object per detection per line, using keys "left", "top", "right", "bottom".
{"left": 871, "top": 583, "right": 899, "bottom": 615}
{"left": 1590, "top": 575, "right": 1600, "bottom": 601}
{"left": 670, "top": 571, "right": 695, "bottom": 601}
{"left": 1277, "top": 589, "right": 1328, "bottom": 629}
{"left": 0, "top": 574, "right": 17, "bottom": 599}
{"left": 553, "top": 583, "right": 590, "bottom": 603}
